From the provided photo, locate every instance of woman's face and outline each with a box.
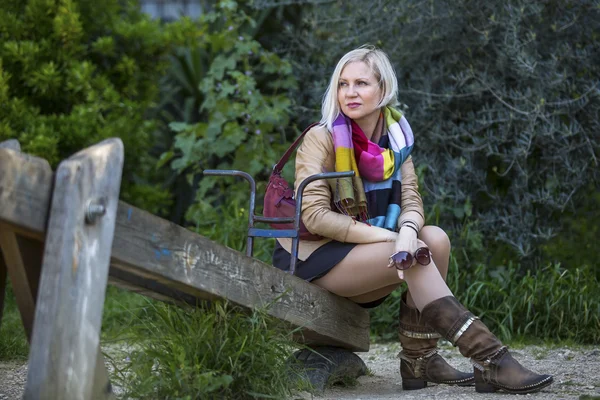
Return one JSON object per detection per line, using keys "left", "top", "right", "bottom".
{"left": 337, "top": 61, "right": 382, "bottom": 122}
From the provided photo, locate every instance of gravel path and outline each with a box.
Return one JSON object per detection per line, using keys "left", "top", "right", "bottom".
{"left": 2, "top": 343, "right": 599, "bottom": 399}
{"left": 319, "top": 342, "right": 600, "bottom": 400}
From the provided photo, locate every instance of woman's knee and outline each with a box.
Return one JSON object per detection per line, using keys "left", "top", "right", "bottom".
{"left": 419, "top": 225, "right": 451, "bottom": 255}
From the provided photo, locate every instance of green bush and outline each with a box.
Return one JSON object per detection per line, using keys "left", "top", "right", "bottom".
{"left": 158, "top": 1, "right": 298, "bottom": 250}
{"left": 109, "top": 301, "right": 305, "bottom": 399}
{"left": 0, "top": 0, "right": 200, "bottom": 212}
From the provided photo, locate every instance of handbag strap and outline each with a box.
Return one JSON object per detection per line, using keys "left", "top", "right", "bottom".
{"left": 273, "top": 122, "right": 320, "bottom": 173}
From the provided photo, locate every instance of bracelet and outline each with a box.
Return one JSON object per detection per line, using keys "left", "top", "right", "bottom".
{"left": 401, "top": 219, "right": 421, "bottom": 231}
{"left": 401, "top": 224, "right": 419, "bottom": 236}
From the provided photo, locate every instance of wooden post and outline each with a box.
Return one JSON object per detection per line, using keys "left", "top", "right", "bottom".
{"left": 0, "top": 139, "right": 21, "bottom": 151}
{"left": 25, "top": 139, "right": 124, "bottom": 400}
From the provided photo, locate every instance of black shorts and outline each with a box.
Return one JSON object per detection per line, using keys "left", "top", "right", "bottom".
{"left": 272, "top": 240, "right": 389, "bottom": 308}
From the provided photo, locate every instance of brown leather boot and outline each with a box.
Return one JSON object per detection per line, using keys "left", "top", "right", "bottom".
{"left": 421, "top": 296, "right": 554, "bottom": 394}
{"left": 398, "top": 294, "right": 474, "bottom": 390}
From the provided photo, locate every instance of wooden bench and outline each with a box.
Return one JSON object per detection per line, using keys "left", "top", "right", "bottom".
{"left": 0, "top": 139, "right": 371, "bottom": 399}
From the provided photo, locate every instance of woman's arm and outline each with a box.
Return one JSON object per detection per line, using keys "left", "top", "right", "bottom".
{"left": 398, "top": 156, "right": 425, "bottom": 232}
{"left": 389, "top": 155, "right": 426, "bottom": 278}
{"left": 296, "top": 126, "right": 398, "bottom": 243}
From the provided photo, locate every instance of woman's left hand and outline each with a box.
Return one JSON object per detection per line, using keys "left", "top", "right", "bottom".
{"left": 388, "top": 227, "right": 418, "bottom": 280}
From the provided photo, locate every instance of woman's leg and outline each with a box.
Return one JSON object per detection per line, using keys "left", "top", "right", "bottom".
{"left": 420, "top": 225, "right": 451, "bottom": 279}
{"left": 405, "top": 225, "right": 451, "bottom": 308}
{"left": 393, "top": 226, "right": 472, "bottom": 388}
{"left": 312, "top": 240, "right": 452, "bottom": 310}
{"left": 347, "top": 226, "right": 452, "bottom": 305}
{"left": 313, "top": 229, "right": 471, "bottom": 390}
{"left": 312, "top": 227, "right": 552, "bottom": 393}
{"left": 311, "top": 241, "right": 402, "bottom": 297}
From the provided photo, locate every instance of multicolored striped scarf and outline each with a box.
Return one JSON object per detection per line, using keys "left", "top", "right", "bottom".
{"left": 330, "top": 107, "right": 414, "bottom": 230}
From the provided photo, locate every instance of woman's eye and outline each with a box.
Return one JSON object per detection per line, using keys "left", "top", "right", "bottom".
{"left": 339, "top": 82, "right": 348, "bottom": 87}
{"left": 358, "top": 81, "right": 367, "bottom": 86}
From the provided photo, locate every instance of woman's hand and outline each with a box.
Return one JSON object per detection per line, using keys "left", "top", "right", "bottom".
{"left": 388, "top": 227, "right": 419, "bottom": 280}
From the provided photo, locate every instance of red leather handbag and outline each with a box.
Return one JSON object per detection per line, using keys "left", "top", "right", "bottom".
{"left": 263, "top": 123, "right": 323, "bottom": 241}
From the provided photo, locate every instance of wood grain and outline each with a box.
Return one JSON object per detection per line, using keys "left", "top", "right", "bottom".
{"left": 25, "top": 139, "right": 124, "bottom": 400}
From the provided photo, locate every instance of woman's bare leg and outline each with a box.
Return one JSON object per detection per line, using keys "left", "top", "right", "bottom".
{"left": 313, "top": 225, "right": 453, "bottom": 309}
{"left": 311, "top": 241, "right": 403, "bottom": 297}
{"left": 420, "top": 225, "right": 451, "bottom": 279}
{"left": 406, "top": 225, "right": 451, "bottom": 308}
{"left": 312, "top": 239, "right": 452, "bottom": 311}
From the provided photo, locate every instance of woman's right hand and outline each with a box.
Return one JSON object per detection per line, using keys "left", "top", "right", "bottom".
{"left": 388, "top": 227, "right": 418, "bottom": 280}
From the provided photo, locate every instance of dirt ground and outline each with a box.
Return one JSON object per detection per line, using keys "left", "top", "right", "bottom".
{"left": 1, "top": 342, "right": 599, "bottom": 399}
{"left": 316, "top": 342, "right": 600, "bottom": 400}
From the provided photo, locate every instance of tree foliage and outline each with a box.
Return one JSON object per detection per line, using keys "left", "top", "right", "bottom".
{"left": 257, "top": 0, "right": 600, "bottom": 264}
{"left": 161, "top": 1, "right": 297, "bottom": 250}
{"left": 0, "top": 0, "right": 198, "bottom": 212}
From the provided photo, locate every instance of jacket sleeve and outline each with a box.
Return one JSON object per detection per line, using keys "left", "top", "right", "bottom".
{"left": 295, "top": 126, "right": 398, "bottom": 243}
{"left": 398, "top": 155, "right": 425, "bottom": 230}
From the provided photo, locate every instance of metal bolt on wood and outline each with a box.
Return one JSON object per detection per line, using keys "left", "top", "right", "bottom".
{"left": 85, "top": 201, "right": 106, "bottom": 224}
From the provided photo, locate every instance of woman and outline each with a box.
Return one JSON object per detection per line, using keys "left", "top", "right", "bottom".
{"left": 273, "top": 46, "right": 553, "bottom": 394}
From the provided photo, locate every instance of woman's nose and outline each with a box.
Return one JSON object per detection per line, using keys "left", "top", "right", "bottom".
{"left": 346, "top": 85, "right": 357, "bottom": 96}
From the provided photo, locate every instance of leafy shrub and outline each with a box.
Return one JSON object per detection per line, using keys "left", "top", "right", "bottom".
{"left": 160, "top": 1, "right": 298, "bottom": 237}
{"left": 110, "top": 301, "right": 304, "bottom": 399}
{"left": 0, "top": 0, "right": 198, "bottom": 212}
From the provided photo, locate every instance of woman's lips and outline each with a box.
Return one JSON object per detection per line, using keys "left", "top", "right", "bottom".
{"left": 347, "top": 103, "right": 361, "bottom": 109}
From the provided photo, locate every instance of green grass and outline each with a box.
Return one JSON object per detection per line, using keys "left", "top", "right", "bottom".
{"left": 107, "top": 300, "right": 308, "bottom": 399}
{"left": 0, "top": 284, "right": 28, "bottom": 360}
{"left": 370, "top": 257, "right": 600, "bottom": 344}
{"left": 101, "top": 286, "right": 160, "bottom": 341}
{"left": 0, "top": 285, "right": 153, "bottom": 361}
{"left": 1, "top": 285, "right": 309, "bottom": 398}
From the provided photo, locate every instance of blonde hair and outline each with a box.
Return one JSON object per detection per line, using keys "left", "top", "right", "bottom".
{"left": 320, "top": 45, "right": 399, "bottom": 131}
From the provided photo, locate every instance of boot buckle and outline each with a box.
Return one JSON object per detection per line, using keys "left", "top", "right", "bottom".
{"left": 471, "top": 346, "right": 508, "bottom": 372}
{"left": 398, "top": 349, "right": 437, "bottom": 378}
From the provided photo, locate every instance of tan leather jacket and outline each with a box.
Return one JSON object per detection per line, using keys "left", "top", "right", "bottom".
{"left": 277, "top": 124, "right": 425, "bottom": 260}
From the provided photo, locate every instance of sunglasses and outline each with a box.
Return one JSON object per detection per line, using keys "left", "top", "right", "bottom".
{"left": 389, "top": 247, "right": 432, "bottom": 270}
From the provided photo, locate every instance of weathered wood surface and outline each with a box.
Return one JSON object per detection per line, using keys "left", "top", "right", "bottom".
{"left": 92, "top": 350, "right": 116, "bottom": 400}
{"left": 0, "top": 148, "right": 371, "bottom": 351}
{"left": 0, "top": 139, "right": 20, "bottom": 151}
{"left": 0, "top": 147, "right": 53, "bottom": 237}
{"left": 25, "top": 139, "right": 123, "bottom": 400}
{"left": 112, "top": 205, "right": 370, "bottom": 350}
